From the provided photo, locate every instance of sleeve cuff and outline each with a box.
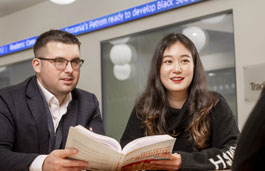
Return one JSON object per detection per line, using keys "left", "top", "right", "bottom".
{"left": 29, "top": 155, "right": 48, "bottom": 171}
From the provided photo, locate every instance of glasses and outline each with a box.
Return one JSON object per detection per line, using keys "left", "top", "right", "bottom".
{"left": 36, "top": 57, "right": 84, "bottom": 70}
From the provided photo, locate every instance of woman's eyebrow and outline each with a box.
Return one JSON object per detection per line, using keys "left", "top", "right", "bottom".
{"left": 162, "top": 54, "right": 192, "bottom": 58}
{"left": 180, "top": 54, "right": 192, "bottom": 58}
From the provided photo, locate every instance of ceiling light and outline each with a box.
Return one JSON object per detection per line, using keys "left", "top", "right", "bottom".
{"left": 110, "top": 44, "right": 132, "bottom": 65}
{"left": 113, "top": 64, "right": 131, "bottom": 81}
{"left": 182, "top": 26, "right": 208, "bottom": 51}
{"left": 201, "top": 14, "right": 226, "bottom": 24}
{"left": 49, "top": 0, "right": 76, "bottom": 5}
{"left": 110, "top": 37, "right": 130, "bottom": 45}
{"left": 0, "top": 66, "right": 7, "bottom": 73}
{"left": 208, "top": 72, "right": 216, "bottom": 77}
{"left": 110, "top": 43, "right": 133, "bottom": 81}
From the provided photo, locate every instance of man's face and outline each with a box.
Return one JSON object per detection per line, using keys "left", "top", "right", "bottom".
{"left": 33, "top": 41, "right": 81, "bottom": 98}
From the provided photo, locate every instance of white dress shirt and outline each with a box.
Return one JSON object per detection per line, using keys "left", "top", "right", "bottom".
{"left": 29, "top": 80, "right": 72, "bottom": 171}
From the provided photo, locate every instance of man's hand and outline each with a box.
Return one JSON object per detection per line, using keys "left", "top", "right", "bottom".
{"left": 150, "top": 153, "right": 182, "bottom": 171}
{"left": 42, "top": 148, "right": 88, "bottom": 171}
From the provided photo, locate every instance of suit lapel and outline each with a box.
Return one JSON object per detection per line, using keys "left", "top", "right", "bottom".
{"left": 61, "top": 98, "right": 78, "bottom": 148}
{"left": 26, "top": 77, "right": 49, "bottom": 154}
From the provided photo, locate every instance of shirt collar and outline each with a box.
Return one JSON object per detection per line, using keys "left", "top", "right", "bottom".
{"left": 37, "top": 79, "right": 72, "bottom": 106}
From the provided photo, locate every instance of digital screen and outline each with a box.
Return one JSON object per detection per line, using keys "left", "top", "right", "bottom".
{"left": 0, "top": 0, "right": 203, "bottom": 57}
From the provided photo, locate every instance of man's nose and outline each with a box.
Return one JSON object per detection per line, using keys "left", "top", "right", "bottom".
{"left": 64, "top": 62, "right": 74, "bottom": 72}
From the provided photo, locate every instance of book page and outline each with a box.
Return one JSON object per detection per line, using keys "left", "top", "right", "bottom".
{"left": 75, "top": 125, "right": 122, "bottom": 152}
{"left": 120, "top": 137, "right": 176, "bottom": 170}
{"left": 122, "top": 134, "right": 174, "bottom": 154}
{"left": 65, "top": 126, "right": 122, "bottom": 171}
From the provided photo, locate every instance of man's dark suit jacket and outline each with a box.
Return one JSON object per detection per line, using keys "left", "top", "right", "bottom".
{"left": 0, "top": 76, "right": 105, "bottom": 171}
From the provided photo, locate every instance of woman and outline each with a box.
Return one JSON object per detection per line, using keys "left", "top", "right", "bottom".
{"left": 120, "top": 33, "right": 239, "bottom": 170}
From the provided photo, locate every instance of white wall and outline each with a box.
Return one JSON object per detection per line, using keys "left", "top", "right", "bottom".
{"left": 0, "top": 0, "right": 265, "bottom": 130}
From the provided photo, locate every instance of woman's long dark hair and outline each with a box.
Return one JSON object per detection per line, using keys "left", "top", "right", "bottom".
{"left": 136, "top": 33, "right": 218, "bottom": 150}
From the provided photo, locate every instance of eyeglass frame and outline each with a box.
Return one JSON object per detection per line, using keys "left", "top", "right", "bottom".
{"left": 36, "top": 57, "right": 84, "bottom": 70}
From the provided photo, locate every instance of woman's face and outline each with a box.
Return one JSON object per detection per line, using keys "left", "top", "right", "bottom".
{"left": 160, "top": 41, "right": 194, "bottom": 96}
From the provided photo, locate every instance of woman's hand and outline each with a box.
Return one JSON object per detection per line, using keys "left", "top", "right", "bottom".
{"left": 150, "top": 153, "right": 182, "bottom": 171}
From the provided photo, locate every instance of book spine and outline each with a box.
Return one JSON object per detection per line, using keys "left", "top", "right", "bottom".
{"left": 115, "top": 154, "right": 125, "bottom": 171}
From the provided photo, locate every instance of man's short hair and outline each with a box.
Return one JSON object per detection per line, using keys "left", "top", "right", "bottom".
{"left": 33, "top": 29, "right": 81, "bottom": 56}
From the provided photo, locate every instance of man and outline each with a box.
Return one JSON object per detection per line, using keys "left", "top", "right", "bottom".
{"left": 232, "top": 88, "right": 265, "bottom": 171}
{"left": 0, "top": 29, "right": 105, "bottom": 171}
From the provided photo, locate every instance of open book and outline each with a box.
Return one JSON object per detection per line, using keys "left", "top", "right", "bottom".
{"left": 65, "top": 125, "right": 176, "bottom": 171}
